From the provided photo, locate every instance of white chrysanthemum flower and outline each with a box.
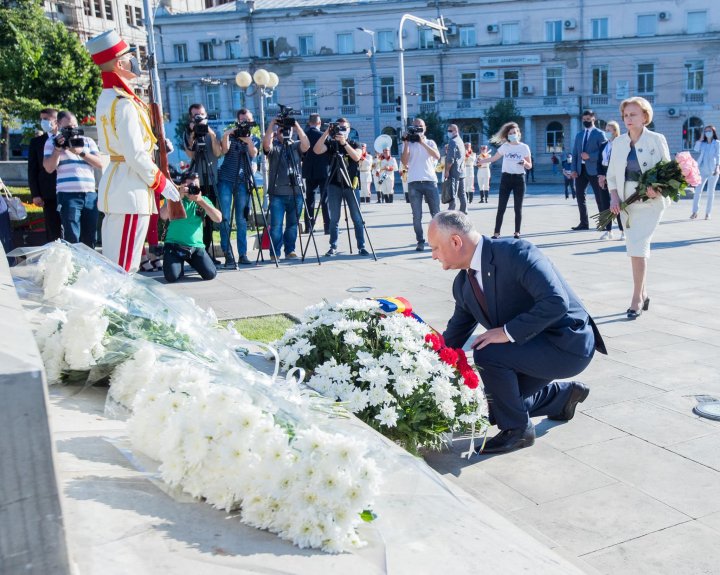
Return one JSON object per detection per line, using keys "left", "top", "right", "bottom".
{"left": 344, "top": 387, "right": 370, "bottom": 413}
{"left": 109, "top": 345, "right": 157, "bottom": 408}
{"left": 393, "top": 374, "right": 418, "bottom": 397}
{"left": 375, "top": 404, "right": 399, "bottom": 427}
{"left": 41, "top": 242, "right": 75, "bottom": 299}
{"left": 343, "top": 331, "right": 364, "bottom": 347}
{"left": 61, "top": 306, "right": 108, "bottom": 370}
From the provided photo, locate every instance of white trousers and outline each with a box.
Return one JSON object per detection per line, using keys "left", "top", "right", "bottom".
{"left": 359, "top": 171, "right": 372, "bottom": 198}
{"left": 102, "top": 213, "right": 150, "bottom": 273}
{"left": 477, "top": 170, "right": 490, "bottom": 191}
{"left": 692, "top": 172, "right": 719, "bottom": 216}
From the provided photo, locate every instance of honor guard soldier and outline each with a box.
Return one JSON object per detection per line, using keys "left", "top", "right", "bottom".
{"left": 85, "top": 30, "right": 180, "bottom": 272}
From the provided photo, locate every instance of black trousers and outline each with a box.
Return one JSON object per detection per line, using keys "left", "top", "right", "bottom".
{"left": 304, "top": 177, "right": 329, "bottom": 233}
{"left": 575, "top": 166, "right": 602, "bottom": 227}
{"left": 495, "top": 173, "right": 525, "bottom": 235}
{"left": 41, "top": 197, "right": 63, "bottom": 242}
{"left": 163, "top": 243, "right": 217, "bottom": 283}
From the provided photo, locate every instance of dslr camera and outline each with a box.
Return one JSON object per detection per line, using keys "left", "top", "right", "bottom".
{"left": 233, "top": 120, "right": 257, "bottom": 139}
{"left": 276, "top": 104, "right": 300, "bottom": 132}
{"left": 327, "top": 122, "right": 349, "bottom": 138}
{"left": 192, "top": 114, "right": 209, "bottom": 138}
{"left": 401, "top": 125, "right": 424, "bottom": 143}
{"left": 54, "top": 127, "right": 85, "bottom": 149}
{"left": 186, "top": 183, "right": 201, "bottom": 196}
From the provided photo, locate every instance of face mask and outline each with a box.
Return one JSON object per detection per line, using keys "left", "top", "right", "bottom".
{"left": 40, "top": 119, "right": 53, "bottom": 133}
{"left": 583, "top": 120, "right": 593, "bottom": 129}
{"left": 123, "top": 56, "right": 141, "bottom": 76}
{"left": 508, "top": 133, "right": 519, "bottom": 142}
{"left": 447, "top": 131, "right": 455, "bottom": 137}
{"left": 605, "top": 131, "right": 614, "bottom": 140}
{"left": 705, "top": 131, "right": 713, "bottom": 139}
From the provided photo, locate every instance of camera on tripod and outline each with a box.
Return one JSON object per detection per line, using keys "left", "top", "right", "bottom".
{"left": 233, "top": 120, "right": 257, "bottom": 139}
{"left": 401, "top": 125, "right": 424, "bottom": 143}
{"left": 192, "top": 114, "right": 209, "bottom": 138}
{"left": 327, "top": 122, "right": 349, "bottom": 138}
{"left": 54, "top": 127, "right": 85, "bottom": 149}
{"left": 276, "top": 104, "right": 300, "bottom": 133}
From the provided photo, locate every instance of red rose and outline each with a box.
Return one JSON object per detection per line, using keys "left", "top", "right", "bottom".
{"left": 439, "top": 347, "right": 459, "bottom": 367}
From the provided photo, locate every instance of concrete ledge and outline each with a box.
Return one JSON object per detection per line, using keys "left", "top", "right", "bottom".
{"left": 0, "top": 161, "right": 28, "bottom": 187}
{"left": 0, "top": 245, "right": 71, "bottom": 575}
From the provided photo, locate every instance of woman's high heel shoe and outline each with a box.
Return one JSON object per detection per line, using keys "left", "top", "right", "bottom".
{"left": 513, "top": 232, "right": 520, "bottom": 239}
{"left": 492, "top": 233, "right": 500, "bottom": 239}
{"left": 643, "top": 297, "right": 650, "bottom": 311}
{"left": 627, "top": 308, "right": 642, "bottom": 319}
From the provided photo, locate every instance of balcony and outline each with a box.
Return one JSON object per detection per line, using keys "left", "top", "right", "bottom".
{"left": 380, "top": 104, "right": 395, "bottom": 114}
{"left": 439, "top": 95, "right": 579, "bottom": 118}
{"left": 637, "top": 94, "right": 655, "bottom": 104}
{"left": 301, "top": 106, "right": 318, "bottom": 115}
{"left": 340, "top": 105, "right": 357, "bottom": 115}
{"left": 589, "top": 95, "right": 609, "bottom": 106}
{"left": 543, "top": 97, "right": 558, "bottom": 106}
{"left": 685, "top": 92, "right": 705, "bottom": 103}
{"left": 419, "top": 102, "right": 438, "bottom": 114}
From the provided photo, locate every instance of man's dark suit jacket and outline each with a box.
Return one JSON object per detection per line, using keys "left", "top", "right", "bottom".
{"left": 302, "top": 126, "right": 330, "bottom": 181}
{"left": 28, "top": 133, "right": 57, "bottom": 201}
{"left": 571, "top": 127, "right": 606, "bottom": 177}
{"left": 443, "top": 237, "right": 607, "bottom": 358}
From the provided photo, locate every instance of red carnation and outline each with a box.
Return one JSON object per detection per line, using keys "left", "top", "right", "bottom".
{"left": 425, "top": 333, "right": 442, "bottom": 351}
{"left": 456, "top": 349, "right": 469, "bottom": 370}
{"left": 461, "top": 369, "right": 479, "bottom": 389}
{"left": 439, "top": 347, "right": 459, "bottom": 367}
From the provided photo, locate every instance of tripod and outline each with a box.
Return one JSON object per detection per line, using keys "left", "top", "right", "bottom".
{"left": 269, "top": 134, "right": 321, "bottom": 264}
{"left": 189, "top": 136, "right": 218, "bottom": 262}
{"left": 304, "top": 143, "right": 377, "bottom": 261}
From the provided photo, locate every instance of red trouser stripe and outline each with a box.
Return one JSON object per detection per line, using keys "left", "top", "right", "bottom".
{"left": 118, "top": 214, "right": 131, "bottom": 270}
{"left": 123, "top": 214, "right": 139, "bottom": 271}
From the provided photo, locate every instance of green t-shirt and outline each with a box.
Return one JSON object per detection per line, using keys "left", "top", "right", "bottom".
{"left": 164, "top": 196, "right": 213, "bottom": 248}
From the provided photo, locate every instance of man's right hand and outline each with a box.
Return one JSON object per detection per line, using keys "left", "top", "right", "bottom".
{"left": 32, "top": 197, "right": 44, "bottom": 207}
{"left": 571, "top": 171, "right": 578, "bottom": 179}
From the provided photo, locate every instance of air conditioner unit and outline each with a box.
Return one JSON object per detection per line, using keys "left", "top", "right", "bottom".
{"left": 487, "top": 24, "right": 499, "bottom": 33}
{"left": 446, "top": 24, "right": 458, "bottom": 36}
{"left": 522, "top": 85, "right": 535, "bottom": 94}
{"left": 667, "top": 107, "right": 678, "bottom": 117}
{"left": 563, "top": 19, "right": 577, "bottom": 29}
{"left": 211, "top": 38, "right": 222, "bottom": 46}
{"left": 658, "top": 11, "right": 670, "bottom": 21}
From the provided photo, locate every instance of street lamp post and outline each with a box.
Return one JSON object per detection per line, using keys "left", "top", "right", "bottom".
{"left": 358, "top": 27, "right": 381, "bottom": 138}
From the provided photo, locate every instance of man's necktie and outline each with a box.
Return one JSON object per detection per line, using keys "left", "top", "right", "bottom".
{"left": 467, "top": 269, "right": 489, "bottom": 318}
{"left": 582, "top": 129, "right": 590, "bottom": 152}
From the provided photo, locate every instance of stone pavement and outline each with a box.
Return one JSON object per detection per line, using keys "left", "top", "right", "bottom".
{"left": 160, "top": 185, "right": 720, "bottom": 575}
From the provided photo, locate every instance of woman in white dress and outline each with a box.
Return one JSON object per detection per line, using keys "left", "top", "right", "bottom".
{"left": 690, "top": 125, "right": 720, "bottom": 220}
{"left": 607, "top": 97, "right": 670, "bottom": 319}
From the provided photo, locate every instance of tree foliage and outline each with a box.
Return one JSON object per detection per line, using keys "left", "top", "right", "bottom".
{"left": 483, "top": 99, "right": 523, "bottom": 141}
{"left": 0, "top": 0, "right": 101, "bottom": 158}
{"left": 415, "top": 110, "right": 444, "bottom": 147}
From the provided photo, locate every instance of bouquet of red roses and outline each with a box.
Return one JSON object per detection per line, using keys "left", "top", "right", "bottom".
{"left": 593, "top": 151, "right": 701, "bottom": 229}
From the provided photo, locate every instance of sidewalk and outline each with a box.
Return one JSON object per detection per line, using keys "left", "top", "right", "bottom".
{"left": 161, "top": 188, "right": 720, "bottom": 574}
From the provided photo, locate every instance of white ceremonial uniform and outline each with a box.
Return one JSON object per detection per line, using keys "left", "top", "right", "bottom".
{"left": 464, "top": 152, "right": 477, "bottom": 192}
{"left": 358, "top": 152, "right": 373, "bottom": 200}
{"left": 378, "top": 155, "right": 398, "bottom": 196}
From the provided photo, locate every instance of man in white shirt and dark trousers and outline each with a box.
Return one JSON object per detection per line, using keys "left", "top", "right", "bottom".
{"left": 570, "top": 109, "right": 607, "bottom": 230}
{"left": 401, "top": 118, "right": 441, "bottom": 251}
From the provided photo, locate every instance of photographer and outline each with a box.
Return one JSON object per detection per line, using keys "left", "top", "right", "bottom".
{"left": 302, "top": 113, "right": 330, "bottom": 233}
{"left": 262, "top": 115, "right": 310, "bottom": 261}
{"left": 43, "top": 110, "right": 103, "bottom": 247}
{"left": 217, "top": 108, "right": 259, "bottom": 269}
{"left": 183, "top": 103, "right": 223, "bottom": 254}
{"left": 159, "top": 172, "right": 222, "bottom": 283}
{"left": 313, "top": 118, "right": 369, "bottom": 257}
{"left": 400, "top": 117, "right": 441, "bottom": 251}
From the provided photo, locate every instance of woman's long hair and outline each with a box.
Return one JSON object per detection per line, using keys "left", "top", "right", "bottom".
{"left": 699, "top": 125, "right": 718, "bottom": 142}
{"left": 490, "top": 122, "right": 521, "bottom": 146}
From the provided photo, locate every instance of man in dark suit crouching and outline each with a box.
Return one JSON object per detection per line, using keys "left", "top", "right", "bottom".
{"left": 429, "top": 211, "right": 607, "bottom": 454}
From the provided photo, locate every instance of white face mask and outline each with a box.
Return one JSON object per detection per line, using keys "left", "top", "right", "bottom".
{"left": 605, "top": 131, "right": 614, "bottom": 140}
{"left": 40, "top": 119, "right": 53, "bottom": 133}
{"left": 508, "top": 133, "right": 519, "bottom": 143}
{"left": 705, "top": 131, "right": 713, "bottom": 139}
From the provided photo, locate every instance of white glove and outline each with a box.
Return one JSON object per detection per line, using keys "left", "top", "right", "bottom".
{"left": 161, "top": 179, "right": 181, "bottom": 202}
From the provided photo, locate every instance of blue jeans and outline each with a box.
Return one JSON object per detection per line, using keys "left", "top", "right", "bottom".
{"left": 217, "top": 178, "right": 250, "bottom": 257}
{"left": 327, "top": 184, "right": 365, "bottom": 250}
{"left": 408, "top": 181, "right": 440, "bottom": 243}
{"left": 269, "top": 193, "right": 303, "bottom": 255}
{"left": 58, "top": 192, "right": 98, "bottom": 248}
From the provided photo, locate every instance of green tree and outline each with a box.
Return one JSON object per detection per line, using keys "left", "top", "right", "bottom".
{"left": 483, "top": 98, "right": 523, "bottom": 142}
{"left": 0, "top": 0, "right": 101, "bottom": 159}
{"left": 415, "top": 110, "right": 444, "bottom": 147}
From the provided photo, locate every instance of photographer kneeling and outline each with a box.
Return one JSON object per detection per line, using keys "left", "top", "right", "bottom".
{"left": 159, "top": 172, "right": 222, "bottom": 283}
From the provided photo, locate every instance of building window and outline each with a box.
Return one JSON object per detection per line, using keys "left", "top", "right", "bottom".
{"left": 683, "top": 117, "right": 703, "bottom": 150}
{"left": 420, "top": 74, "right": 435, "bottom": 102}
{"left": 199, "top": 42, "right": 214, "bottom": 61}
{"left": 504, "top": 70, "right": 519, "bottom": 98}
{"left": 103, "top": 0, "right": 113, "bottom": 19}
{"left": 637, "top": 14, "right": 656, "bottom": 36}
{"left": 134, "top": 6, "right": 142, "bottom": 26}
{"left": 231, "top": 86, "right": 244, "bottom": 111}
{"left": 83, "top": 0, "right": 92, "bottom": 16}
{"left": 686, "top": 60, "right": 704, "bottom": 91}
{"left": 591, "top": 18, "right": 608, "bottom": 39}
{"left": 687, "top": 11, "right": 707, "bottom": 34}
{"left": 377, "top": 30, "right": 395, "bottom": 52}
{"left": 302, "top": 80, "right": 317, "bottom": 108}
{"left": 460, "top": 73, "right": 477, "bottom": 100}
{"left": 459, "top": 26, "right": 476, "bottom": 47}
{"left": 501, "top": 22, "right": 520, "bottom": 45}
{"left": 545, "top": 20, "right": 563, "bottom": 42}
{"left": 463, "top": 124, "right": 481, "bottom": 149}
{"left": 226, "top": 40, "right": 241, "bottom": 59}
{"left": 259, "top": 38, "right": 275, "bottom": 58}
{"left": 546, "top": 121, "right": 564, "bottom": 153}
{"left": 124, "top": 5, "right": 132, "bottom": 24}
{"left": 380, "top": 77, "right": 395, "bottom": 105}
{"left": 174, "top": 43, "right": 188, "bottom": 63}
{"left": 93, "top": 0, "right": 101, "bottom": 17}
{"left": 592, "top": 65, "right": 608, "bottom": 95}
{"left": 341, "top": 79, "right": 356, "bottom": 107}
{"left": 637, "top": 63, "right": 654, "bottom": 94}
{"left": 545, "top": 67, "right": 563, "bottom": 96}
{"left": 178, "top": 87, "right": 194, "bottom": 113}
{"left": 298, "top": 35, "right": 314, "bottom": 56}
{"left": 337, "top": 33, "right": 353, "bottom": 55}
{"left": 418, "top": 28, "right": 435, "bottom": 49}
{"left": 137, "top": 46, "right": 147, "bottom": 66}
{"left": 205, "top": 85, "right": 220, "bottom": 115}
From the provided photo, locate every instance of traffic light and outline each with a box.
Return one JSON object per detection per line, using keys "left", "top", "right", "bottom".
{"left": 395, "top": 96, "right": 402, "bottom": 121}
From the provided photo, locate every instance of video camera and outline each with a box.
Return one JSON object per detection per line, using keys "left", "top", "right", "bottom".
{"left": 401, "top": 125, "right": 424, "bottom": 143}
{"left": 54, "top": 127, "right": 85, "bottom": 149}
{"left": 276, "top": 104, "right": 300, "bottom": 131}
{"left": 192, "top": 114, "right": 209, "bottom": 138}
{"left": 232, "top": 120, "right": 257, "bottom": 139}
{"left": 326, "top": 122, "right": 349, "bottom": 138}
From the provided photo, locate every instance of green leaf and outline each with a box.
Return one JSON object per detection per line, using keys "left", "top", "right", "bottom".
{"left": 359, "top": 509, "right": 377, "bottom": 523}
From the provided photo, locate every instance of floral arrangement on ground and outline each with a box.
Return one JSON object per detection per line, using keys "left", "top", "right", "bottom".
{"left": 273, "top": 298, "right": 488, "bottom": 454}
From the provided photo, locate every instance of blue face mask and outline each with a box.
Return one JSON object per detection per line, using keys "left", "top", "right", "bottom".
{"left": 605, "top": 131, "right": 614, "bottom": 140}
{"left": 508, "top": 133, "right": 519, "bottom": 143}
{"left": 705, "top": 131, "right": 713, "bottom": 139}
{"left": 40, "top": 119, "right": 53, "bottom": 133}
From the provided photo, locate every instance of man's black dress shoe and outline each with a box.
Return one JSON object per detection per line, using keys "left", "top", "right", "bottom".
{"left": 478, "top": 422, "right": 535, "bottom": 454}
{"left": 548, "top": 382, "right": 590, "bottom": 421}
{"left": 571, "top": 224, "right": 590, "bottom": 230}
